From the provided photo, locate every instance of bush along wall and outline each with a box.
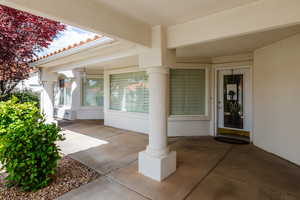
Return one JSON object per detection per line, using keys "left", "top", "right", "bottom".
{"left": 0, "top": 90, "right": 40, "bottom": 108}
{"left": 11, "top": 90, "right": 40, "bottom": 107}
{"left": 0, "top": 97, "right": 64, "bottom": 191}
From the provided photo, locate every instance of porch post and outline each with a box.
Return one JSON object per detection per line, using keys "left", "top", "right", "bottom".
{"left": 40, "top": 69, "right": 58, "bottom": 124}
{"left": 71, "top": 69, "right": 83, "bottom": 110}
{"left": 138, "top": 66, "right": 176, "bottom": 181}
{"left": 41, "top": 81, "right": 55, "bottom": 123}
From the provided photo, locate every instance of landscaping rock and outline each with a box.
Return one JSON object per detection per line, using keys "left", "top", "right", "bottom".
{"left": 0, "top": 156, "right": 100, "bottom": 200}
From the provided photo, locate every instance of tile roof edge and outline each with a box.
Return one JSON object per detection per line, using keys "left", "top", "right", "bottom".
{"left": 31, "top": 35, "right": 103, "bottom": 62}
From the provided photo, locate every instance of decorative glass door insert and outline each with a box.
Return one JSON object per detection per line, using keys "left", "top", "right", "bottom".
{"left": 223, "top": 74, "right": 243, "bottom": 129}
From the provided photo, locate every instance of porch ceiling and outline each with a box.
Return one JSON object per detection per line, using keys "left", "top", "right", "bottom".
{"left": 4, "top": 0, "right": 300, "bottom": 51}
{"left": 0, "top": 0, "right": 151, "bottom": 47}
{"left": 94, "top": 0, "right": 259, "bottom": 26}
{"left": 176, "top": 24, "right": 300, "bottom": 58}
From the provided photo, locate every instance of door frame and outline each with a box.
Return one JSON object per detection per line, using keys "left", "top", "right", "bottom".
{"left": 213, "top": 65, "right": 253, "bottom": 142}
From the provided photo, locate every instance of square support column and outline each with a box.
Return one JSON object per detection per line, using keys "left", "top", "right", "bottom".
{"left": 40, "top": 69, "right": 58, "bottom": 124}
{"left": 71, "top": 70, "right": 83, "bottom": 111}
{"left": 41, "top": 81, "right": 56, "bottom": 123}
{"left": 138, "top": 67, "right": 176, "bottom": 181}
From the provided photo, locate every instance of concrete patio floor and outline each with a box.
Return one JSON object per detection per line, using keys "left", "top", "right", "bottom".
{"left": 57, "top": 120, "right": 300, "bottom": 200}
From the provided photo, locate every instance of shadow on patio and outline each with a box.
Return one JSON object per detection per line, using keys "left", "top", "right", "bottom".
{"left": 57, "top": 120, "right": 300, "bottom": 200}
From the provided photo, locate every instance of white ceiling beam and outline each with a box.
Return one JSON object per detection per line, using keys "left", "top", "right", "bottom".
{"left": 0, "top": 0, "right": 151, "bottom": 47}
{"left": 167, "top": 0, "right": 300, "bottom": 48}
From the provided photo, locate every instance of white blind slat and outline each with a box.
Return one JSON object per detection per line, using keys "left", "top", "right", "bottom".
{"left": 110, "top": 71, "right": 149, "bottom": 113}
{"left": 82, "top": 78, "right": 104, "bottom": 107}
{"left": 170, "top": 69, "right": 206, "bottom": 115}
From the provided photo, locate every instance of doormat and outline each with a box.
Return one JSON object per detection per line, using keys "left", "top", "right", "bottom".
{"left": 214, "top": 136, "right": 249, "bottom": 145}
{"left": 218, "top": 128, "right": 250, "bottom": 137}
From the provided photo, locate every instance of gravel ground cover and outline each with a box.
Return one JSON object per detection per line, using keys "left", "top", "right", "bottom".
{"left": 0, "top": 156, "right": 100, "bottom": 200}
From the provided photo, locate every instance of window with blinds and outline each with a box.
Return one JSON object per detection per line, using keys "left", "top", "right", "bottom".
{"left": 54, "top": 78, "right": 73, "bottom": 106}
{"left": 170, "top": 69, "right": 206, "bottom": 115}
{"left": 110, "top": 71, "right": 149, "bottom": 113}
{"left": 82, "top": 78, "right": 104, "bottom": 107}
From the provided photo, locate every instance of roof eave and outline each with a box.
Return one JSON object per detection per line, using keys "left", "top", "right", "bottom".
{"left": 30, "top": 37, "right": 114, "bottom": 67}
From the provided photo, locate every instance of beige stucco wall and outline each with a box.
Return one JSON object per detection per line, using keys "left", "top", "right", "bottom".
{"left": 253, "top": 34, "right": 300, "bottom": 165}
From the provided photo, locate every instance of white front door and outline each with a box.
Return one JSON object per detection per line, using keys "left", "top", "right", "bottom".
{"left": 217, "top": 68, "right": 252, "bottom": 132}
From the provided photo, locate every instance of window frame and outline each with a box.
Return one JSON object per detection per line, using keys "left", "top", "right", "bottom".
{"left": 168, "top": 66, "right": 210, "bottom": 121}
{"left": 55, "top": 77, "right": 73, "bottom": 108}
{"left": 107, "top": 68, "right": 149, "bottom": 115}
{"left": 81, "top": 75, "right": 104, "bottom": 108}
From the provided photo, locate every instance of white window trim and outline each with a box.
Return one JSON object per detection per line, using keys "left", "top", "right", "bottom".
{"left": 105, "top": 109, "right": 149, "bottom": 120}
{"left": 80, "top": 74, "right": 104, "bottom": 108}
{"left": 104, "top": 65, "right": 211, "bottom": 121}
{"left": 168, "top": 65, "right": 210, "bottom": 121}
{"left": 212, "top": 64, "right": 253, "bottom": 141}
{"left": 105, "top": 66, "right": 149, "bottom": 116}
{"left": 55, "top": 78, "right": 74, "bottom": 108}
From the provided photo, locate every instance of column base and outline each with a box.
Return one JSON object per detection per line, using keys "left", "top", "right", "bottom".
{"left": 138, "top": 150, "right": 176, "bottom": 181}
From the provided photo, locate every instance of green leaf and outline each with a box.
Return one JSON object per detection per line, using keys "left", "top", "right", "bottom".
{"left": 0, "top": 99, "right": 63, "bottom": 191}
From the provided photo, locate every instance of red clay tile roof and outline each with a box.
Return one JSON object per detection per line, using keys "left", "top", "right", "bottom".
{"left": 31, "top": 35, "right": 102, "bottom": 62}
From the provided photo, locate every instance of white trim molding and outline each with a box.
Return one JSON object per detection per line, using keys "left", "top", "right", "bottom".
{"left": 212, "top": 65, "right": 253, "bottom": 141}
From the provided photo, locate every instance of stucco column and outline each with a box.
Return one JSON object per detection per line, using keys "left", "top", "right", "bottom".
{"left": 71, "top": 70, "right": 83, "bottom": 110}
{"left": 138, "top": 66, "right": 176, "bottom": 181}
{"left": 146, "top": 67, "right": 169, "bottom": 156}
{"left": 41, "top": 81, "right": 55, "bottom": 124}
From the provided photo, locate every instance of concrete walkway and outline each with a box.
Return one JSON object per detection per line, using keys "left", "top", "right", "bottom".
{"left": 57, "top": 121, "right": 300, "bottom": 200}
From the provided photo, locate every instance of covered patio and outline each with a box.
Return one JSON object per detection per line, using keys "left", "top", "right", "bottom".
{"left": 57, "top": 121, "right": 300, "bottom": 200}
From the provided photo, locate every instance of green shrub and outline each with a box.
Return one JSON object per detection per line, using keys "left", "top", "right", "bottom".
{"left": 11, "top": 90, "right": 40, "bottom": 106}
{"left": 0, "top": 97, "right": 64, "bottom": 191}
{"left": 1, "top": 90, "right": 40, "bottom": 107}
